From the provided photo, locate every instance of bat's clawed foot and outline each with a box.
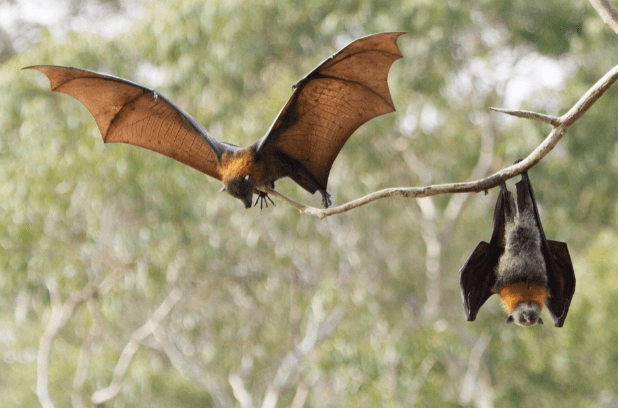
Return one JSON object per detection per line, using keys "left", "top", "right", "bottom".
{"left": 320, "top": 190, "right": 332, "bottom": 208}
{"left": 512, "top": 158, "right": 530, "bottom": 180}
{"left": 254, "top": 192, "right": 275, "bottom": 210}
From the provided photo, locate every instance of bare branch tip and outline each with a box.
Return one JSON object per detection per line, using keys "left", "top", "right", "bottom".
{"left": 489, "top": 107, "right": 525, "bottom": 118}
{"left": 490, "top": 107, "right": 560, "bottom": 126}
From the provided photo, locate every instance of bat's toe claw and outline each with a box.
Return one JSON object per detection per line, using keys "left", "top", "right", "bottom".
{"left": 320, "top": 191, "right": 332, "bottom": 208}
{"left": 254, "top": 192, "right": 275, "bottom": 210}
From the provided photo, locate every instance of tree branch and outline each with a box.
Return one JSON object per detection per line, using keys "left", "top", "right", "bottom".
{"left": 152, "top": 327, "right": 233, "bottom": 408}
{"left": 261, "top": 298, "right": 344, "bottom": 408}
{"left": 560, "top": 63, "right": 618, "bottom": 127}
{"left": 90, "top": 288, "right": 182, "bottom": 405}
{"left": 36, "top": 267, "right": 126, "bottom": 408}
{"left": 403, "top": 355, "right": 436, "bottom": 407}
{"left": 71, "top": 300, "right": 104, "bottom": 408}
{"left": 589, "top": 0, "right": 618, "bottom": 35}
{"left": 37, "top": 279, "right": 94, "bottom": 408}
{"left": 229, "top": 355, "right": 255, "bottom": 408}
{"left": 290, "top": 381, "right": 309, "bottom": 408}
{"left": 259, "top": 61, "right": 618, "bottom": 219}
{"left": 459, "top": 332, "right": 491, "bottom": 405}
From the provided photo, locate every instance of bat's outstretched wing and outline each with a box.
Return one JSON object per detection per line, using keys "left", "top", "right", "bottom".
{"left": 253, "top": 32, "right": 404, "bottom": 193}
{"left": 515, "top": 172, "right": 576, "bottom": 327}
{"left": 460, "top": 186, "right": 515, "bottom": 321}
{"left": 25, "top": 65, "right": 231, "bottom": 181}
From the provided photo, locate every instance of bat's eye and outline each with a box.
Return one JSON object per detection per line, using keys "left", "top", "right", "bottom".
{"left": 244, "top": 175, "right": 250, "bottom": 181}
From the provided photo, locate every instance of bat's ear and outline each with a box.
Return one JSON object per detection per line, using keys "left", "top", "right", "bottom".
{"left": 537, "top": 317, "right": 544, "bottom": 325}
{"left": 506, "top": 315, "right": 515, "bottom": 324}
{"left": 219, "top": 186, "right": 226, "bottom": 193}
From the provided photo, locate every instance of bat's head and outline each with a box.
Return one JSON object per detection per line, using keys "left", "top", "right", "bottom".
{"left": 506, "top": 302, "right": 544, "bottom": 327}
{"left": 498, "top": 282, "right": 547, "bottom": 327}
{"left": 222, "top": 175, "right": 255, "bottom": 208}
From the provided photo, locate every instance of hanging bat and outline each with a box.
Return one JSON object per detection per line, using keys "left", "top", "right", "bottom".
{"left": 24, "top": 32, "right": 404, "bottom": 209}
{"left": 459, "top": 169, "right": 576, "bottom": 327}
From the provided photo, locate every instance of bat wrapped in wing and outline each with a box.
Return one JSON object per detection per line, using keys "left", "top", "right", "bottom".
{"left": 459, "top": 169, "right": 576, "bottom": 327}
{"left": 25, "top": 32, "right": 404, "bottom": 209}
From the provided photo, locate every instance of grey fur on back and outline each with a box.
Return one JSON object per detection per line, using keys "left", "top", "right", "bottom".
{"left": 495, "top": 199, "right": 547, "bottom": 289}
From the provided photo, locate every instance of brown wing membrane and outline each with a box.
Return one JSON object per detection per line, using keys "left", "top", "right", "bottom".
{"left": 459, "top": 241, "right": 498, "bottom": 321}
{"left": 459, "top": 186, "right": 514, "bottom": 321}
{"left": 254, "top": 32, "right": 404, "bottom": 191}
{"left": 546, "top": 240, "right": 576, "bottom": 327}
{"left": 25, "top": 65, "right": 228, "bottom": 180}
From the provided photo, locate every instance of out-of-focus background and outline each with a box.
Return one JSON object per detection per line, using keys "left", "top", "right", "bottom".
{"left": 2, "top": 0, "right": 618, "bottom": 406}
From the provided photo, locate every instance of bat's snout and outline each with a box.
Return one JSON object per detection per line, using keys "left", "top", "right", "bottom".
{"left": 507, "top": 302, "right": 543, "bottom": 327}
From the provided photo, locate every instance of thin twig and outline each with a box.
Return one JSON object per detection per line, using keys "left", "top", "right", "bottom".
{"left": 589, "top": 0, "right": 618, "bottom": 35}
{"left": 259, "top": 62, "right": 618, "bottom": 219}
{"left": 488, "top": 108, "right": 560, "bottom": 126}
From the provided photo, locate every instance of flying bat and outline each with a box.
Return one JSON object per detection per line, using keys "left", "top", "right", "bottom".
{"left": 25, "top": 32, "right": 404, "bottom": 209}
{"left": 459, "top": 169, "right": 576, "bottom": 327}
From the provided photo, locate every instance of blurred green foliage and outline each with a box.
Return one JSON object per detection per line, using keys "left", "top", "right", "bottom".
{"left": 1, "top": 0, "right": 618, "bottom": 406}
